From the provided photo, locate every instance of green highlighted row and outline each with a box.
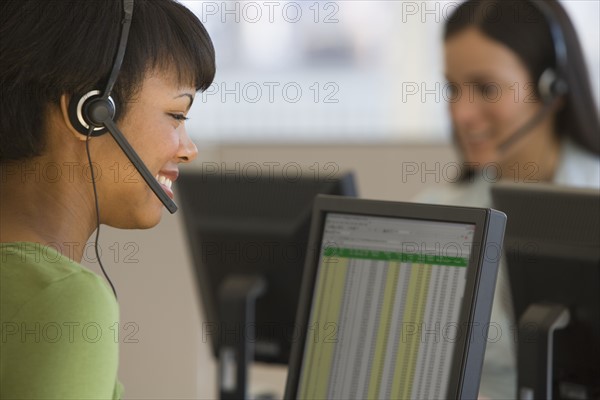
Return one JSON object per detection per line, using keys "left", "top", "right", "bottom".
{"left": 323, "top": 247, "right": 468, "bottom": 267}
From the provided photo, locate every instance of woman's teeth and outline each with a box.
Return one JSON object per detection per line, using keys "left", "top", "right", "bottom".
{"left": 155, "top": 175, "right": 172, "bottom": 189}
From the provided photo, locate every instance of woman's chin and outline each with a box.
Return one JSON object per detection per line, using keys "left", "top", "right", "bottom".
{"left": 131, "top": 191, "right": 167, "bottom": 229}
{"left": 135, "top": 215, "right": 162, "bottom": 229}
{"left": 136, "top": 204, "right": 164, "bottom": 229}
{"left": 107, "top": 211, "right": 162, "bottom": 230}
{"left": 463, "top": 147, "right": 499, "bottom": 169}
{"left": 109, "top": 200, "right": 164, "bottom": 229}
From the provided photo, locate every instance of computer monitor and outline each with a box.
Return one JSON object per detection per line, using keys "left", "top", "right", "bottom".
{"left": 285, "top": 195, "right": 507, "bottom": 400}
{"left": 176, "top": 170, "right": 357, "bottom": 399}
{"left": 491, "top": 182, "right": 600, "bottom": 400}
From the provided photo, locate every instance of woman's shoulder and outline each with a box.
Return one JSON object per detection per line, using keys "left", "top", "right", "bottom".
{"left": 411, "top": 176, "right": 492, "bottom": 208}
{"left": 1, "top": 242, "right": 121, "bottom": 399}
{"left": 555, "top": 139, "right": 600, "bottom": 188}
{"left": 1, "top": 242, "right": 118, "bottom": 324}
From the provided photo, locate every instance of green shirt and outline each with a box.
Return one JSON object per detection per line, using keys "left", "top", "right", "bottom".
{"left": 1, "top": 242, "right": 124, "bottom": 399}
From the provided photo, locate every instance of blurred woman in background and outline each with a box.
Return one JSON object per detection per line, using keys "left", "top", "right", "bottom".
{"left": 416, "top": 0, "right": 599, "bottom": 398}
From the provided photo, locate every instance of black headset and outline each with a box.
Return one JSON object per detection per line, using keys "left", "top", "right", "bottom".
{"left": 67, "top": 0, "right": 178, "bottom": 214}
{"left": 67, "top": 0, "right": 133, "bottom": 137}
{"left": 498, "top": 0, "right": 570, "bottom": 153}
{"left": 532, "top": 0, "right": 569, "bottom": 103}
{"left": 66, "top": 0, "right": 180, "bottom": 300}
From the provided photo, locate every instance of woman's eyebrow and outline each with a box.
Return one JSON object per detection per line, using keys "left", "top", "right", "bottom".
{"left": 174, "top": 93, "right": 194, "bottom": 110}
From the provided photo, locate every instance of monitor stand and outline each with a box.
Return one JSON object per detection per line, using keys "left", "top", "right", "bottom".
{"left": 517, "top": 303, "right": 570, "bottom": 400}
{"left": 218, "top": 274, "right": 266, "bottom": 400}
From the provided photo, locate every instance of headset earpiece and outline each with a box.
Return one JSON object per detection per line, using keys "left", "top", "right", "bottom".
{"left": 67, "top": 90, "right": 116, "bottom": 137}
{"left": 538, "top": 68, "right": 568, "bottom": 104}
{"left": 498, "top": 1, "right": 570, "bottom": 154}
{"left": 531, "top": 1, "right": 569, "bottom": 104}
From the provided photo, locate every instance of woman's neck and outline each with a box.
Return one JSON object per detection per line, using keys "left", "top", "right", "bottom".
{"left": 499, "top": 133, "right": 563, "bottom": 184}
{"left": 0, "top": 158, "right": 97, "bottom": 263}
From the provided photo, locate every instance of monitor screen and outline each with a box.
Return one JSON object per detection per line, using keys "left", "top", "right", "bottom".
{"left": 296, "top": 213, "right": 475, "bottom": 399}
{"left": 177, "top": 171, "right": 357, "bottom": 365}
{"left": 285, "top": 195, "right": 507, "bottom": 400}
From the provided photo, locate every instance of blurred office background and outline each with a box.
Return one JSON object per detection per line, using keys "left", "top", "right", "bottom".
{"left": 83, "top": 1, "right": 599, "bottom": 398}
{"left": 186, "top": 0, "right": 599, "bottom": 144}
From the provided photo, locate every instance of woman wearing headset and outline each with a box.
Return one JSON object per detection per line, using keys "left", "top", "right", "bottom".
{"left": 0, "top": 1, "right": 214, "bottom": 398}
{"left": 417, "top": 1, "right": 599, "bottom": 398}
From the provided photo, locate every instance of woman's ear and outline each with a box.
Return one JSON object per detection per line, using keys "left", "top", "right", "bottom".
{"left": 60, "top": 94, "right": 88, "bottom": 142}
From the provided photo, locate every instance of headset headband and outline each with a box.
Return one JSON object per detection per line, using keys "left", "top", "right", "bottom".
{"left": 103, "top": 0, "right": 134, "bottom": 100}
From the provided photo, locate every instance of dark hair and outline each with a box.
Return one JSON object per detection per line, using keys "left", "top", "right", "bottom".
{"left": 0, "top": 0, "right": 216, "bottom": 162}
{"left": 445, "top": 0, "right": 600, "bottom": 159}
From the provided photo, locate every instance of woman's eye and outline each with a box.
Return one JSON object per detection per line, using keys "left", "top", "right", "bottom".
{"left": 478, "top": 83, "right": 499, "bottom": 99}
{"left": 447, "top": 82, "right": 459, "bottom": 96}
{"left": 168, "top": 113, "right": 189, "bottom": 122}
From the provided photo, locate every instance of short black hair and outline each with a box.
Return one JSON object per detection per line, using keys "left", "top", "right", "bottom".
{"left": 445, "top": 0, "right": 599, "bottom": 157}
{"left": 0, "top": 0, "right": 216, "bottom": 162}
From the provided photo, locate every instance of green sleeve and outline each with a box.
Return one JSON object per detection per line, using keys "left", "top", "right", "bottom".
{"left": 1, "top": 271, "right": 121, "bottom": 399}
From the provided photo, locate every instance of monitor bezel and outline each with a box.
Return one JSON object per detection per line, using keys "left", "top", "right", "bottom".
{"left": 284, "top": 194, "right": 502, "bottom": 399}
{"left": 490, "top": 181, "right": 600, "bottom": 397}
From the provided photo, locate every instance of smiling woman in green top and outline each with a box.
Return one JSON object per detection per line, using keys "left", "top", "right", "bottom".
{"left": 0, "top": 1, "right": 215, "bottom": 398}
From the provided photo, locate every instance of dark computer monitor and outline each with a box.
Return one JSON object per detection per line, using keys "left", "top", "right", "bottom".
{"left": 491, "top": 182, "right": 600, "bottom": 400}
{"left": 285, "top": 195, "right": 507, "bottom": 400}
{"left": 177, "top": 170, "right": 357, "bottom": 399}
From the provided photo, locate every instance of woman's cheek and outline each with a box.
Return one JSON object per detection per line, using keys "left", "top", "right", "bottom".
{"left": 150, "top": 121, "right": 179, "bottom": 152}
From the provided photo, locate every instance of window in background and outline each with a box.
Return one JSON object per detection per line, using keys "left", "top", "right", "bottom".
{"left": 183, "top": 1, "right": 599, "bottom": 144}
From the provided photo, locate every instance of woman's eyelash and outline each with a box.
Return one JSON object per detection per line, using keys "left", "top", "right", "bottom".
{"left": 168, "top": 113, "right": 189, "bottom": 121}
